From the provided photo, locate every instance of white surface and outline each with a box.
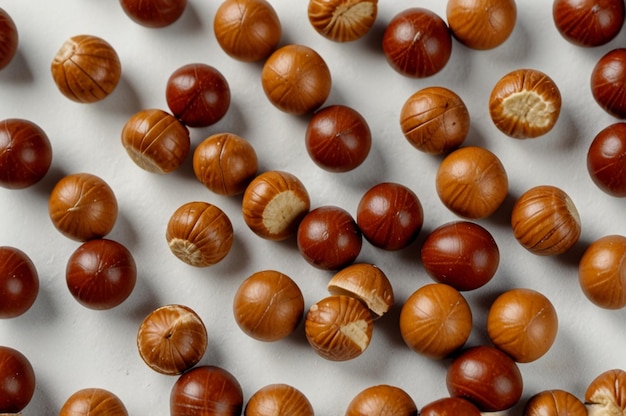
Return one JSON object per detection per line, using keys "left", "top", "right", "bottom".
{"left": 1, "top": 1, "right": 625, "bottom": 414}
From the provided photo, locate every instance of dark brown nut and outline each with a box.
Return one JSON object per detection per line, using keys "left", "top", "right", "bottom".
{"left": 591, "top": 48, "right": 626, "bottom": 119}
{"left": 0, "top": 246, "right": 39, "bottom": 318}
{"left": 0, "top": 8, "right": 18, "bottom": 70}
{"left": 553, "top": 0, "right": 625, "bottom": 47}
{"left": 60, "top": 388, "right": 128, "bottom": 416}
{"left": 421, "top": 397, "right": 482, "bottom": 416}
{"left": 119, "top": 0, "right": 187, "bottom": 28}
{"left": 307, "top": 0, "right": 378, "bottom": 42}
{"left": 578, "top": 235, "right": 626, "bottom": 309}
{"left": 345, "top": 385, "right": 417, "bottom": 416}
{"left": 585, "top": 369, "right": 626, "bottom": 415}
{"left": 446, "top": 0, "right": 517, "bottom": 50}
{"left": 245, "top": 383, "right": 314, "bottom": 416}
{"left": 523, "top": 389, "right": 587, "bottom": 416}
{"left": 587, "top": 122, "right": 626, "bottom": 197}
{"left": 0, "top": 346, "right": 35, "bottom": 413}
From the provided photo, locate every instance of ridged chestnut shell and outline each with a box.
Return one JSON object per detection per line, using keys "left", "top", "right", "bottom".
{"left": 307, "top": 0, "right": 378, "bottom": 42}
{"left": 345, "top": 384, "right": 417, "bottom": 416}
{"left": 59, "top": 388, "right": 128, "bottom": 416}
{"left": 585, "top": 369, "right": 626, "bottom": 415}
{"left": 523, "top": 389, "right": 587, "bottom": 416}
{"left": 578, "top": 235, "right": 626, "bottom": 309}
{"left": 245, "top": 383, "right": 314, "bottom": 416}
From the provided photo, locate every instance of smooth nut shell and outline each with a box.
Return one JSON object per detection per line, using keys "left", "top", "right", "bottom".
{"left": 59, "top": 388, "right": 128, "bottom": 416}
{"left": 585, "top": 369, "right": 626, "bottom": 415}
{"left": 553, "top": 0, "right": 625, "bottom": 47}
{"left": 0, "top": 8, "right": 18, "bottom": 70}
{"left": 591, "top": 48, "right": 626, "bottom": 119}
{"left": 307, "top": 0, "right": 378, "bottom": 42}
{"left": 120, "top": 0, "right": 187, "bottom": 28}
{"left": 0, "top": 346, "right": 35, "bottom": 413}
{"left": 0, "top": 246, "right": 39, "bottom": 318}
{"left": 345, "top": 384, "right": 417, "bottom": 416}
{"left": 587, "top": 122, "right": 626, "bottom": 197}
{"left": 245, "top": 383, "right": 314, "bottom": 416}
{"left": 420, "top": 397, "right": 482, "bottom": 416}
{"left": 578, "top": 235, "right": 626, "bottom": 309}
{"left": 446, "top": 0, "right": 517, "bottom": 50}
{"left": 523, "top": 389, "right": 587, "bottom": 416}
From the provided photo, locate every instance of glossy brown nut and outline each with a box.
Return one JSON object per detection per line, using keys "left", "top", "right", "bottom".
{"left": 511, "top": 185, "right": 581, "bottom": 256}
{"left": 66, "top": 238, "right": 137, "bottom": 310}
{"left": 421, "top": 221, "right": 499, "bottom": 291}
{"left": 307, "top": 0, "right": 378, "bottom": 42}
{"left": 214, "top": 0, "right": 281, "bottom": 62}
{"left": 297, "top": 205, "right": 362, "bottom": 270}
{"left": 261, "top": 44, "right": 332, "bottom": 115}
{"left": 587, "top": 122, "right": 626, "bottom": 197}
{"left": 245, "top": 384, "right": 314, "bottom": 416}
{"left": 400, "top": 86, "right": 470, "bottom": 154}
{"left": 242, "top": 170, "right": 310, "bottom": 241}
{"left": 166, "top": 201, "right": 234, "bottom": 267}
{"left": 591, "top": 48, "right": 626, "bottom": 119}
{"left": 345, "top": 385, "right": 417, "bottom": 416}
{"left": 0, "top": 8, "right": 18, "bottom": 70}
{"left": 305, "top": 105, "right": 372, "bottom": 172}
{"left": 446, "top": 345, "right": 523, "bottom": 412}
{"left": 233, "top": 270, "right": 304, "bottom": 342}
{"left": 523, "top": 389, "right": 587, "bottom": 416}
{"left": 60, "top": 388, "right": 128, "bottom": 416}
{"left": 50, "top": 35, "right": 121, "bottom": 103}
{"left": 193, "top": 133, "right": 258, "bottom": 196}
{"left": 120, "top": 0, "right": 187, "bottom": 28}
{"left": 436, "top": 146, "right": 508, "bottom": 219}
{"left": 48, "top": 173, "right": 118, "bottom": 242}
{"left": 420, "top": 397, "right": 482, "bottom": 416}
{"left": 137, "top": 304, "right": 207, "bottom": 375}
{"left": 0, "top": 346, "right": 35, "bottom": 413}
{"left": 382, "top": 8, "right": 452, "bottom": 78}
{"left": 578, "top": 235, "right": 626, "bottom": 309}
{"left": 121, "top": 108, "right": 190, "bottom": 174}
{"left": 0, "top": 246, "right": 38, "bottom": 318}
{"left": 489, "top": 68, "right": 561, "bottom": 139}
{"left": 170, "top": 365, "right": 243, "bottom": 416}
{"left": 399, "top": 283, "right": 472, "bottom": 359}
{"left": 166, "top": 63, "right": 231, "bottom": 127}
{"left": 446, "top": 0, "right": 517, "bottom": 50}
{"left": 553, "top": 0, "right": 625, "bottom": 47}
{"left": 356, "top": 182, "right": 423, "bottom": 250}
{"left": 585, "top": 369, "right": 626, "bottom": 414}
{"left": 487, "top": 288, "right": 558, "bottom": 363}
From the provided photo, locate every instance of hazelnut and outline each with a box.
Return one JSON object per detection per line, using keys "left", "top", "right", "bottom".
{"left": 60, "top": 388, "right": 128, "bottom": 416}
{"left": 119, "top": 0, "right": 187, "bottom": 28}
{"left": 585, "top": 369, "right": 626, "bottom": 415}
{"left": 0, "top": 8, "right": 18, "bottom": 70}
{"left": 420, "top": 397, "right": 482, "bottom": 416}
{"left": 587, "top": 122, "right": 626, "bottom": 197}
{"left": 591, "top": 48, "right": 626, "bottom": 119}
{"left": 0, "top": 246, "right": 39, "bottom": 319}
{"left": 553, "top": 0, "right": 625, "bottom": 47}
{"left": 0, "top": 346, "right": 35, "bottom": 414}
{"left": 446, "top": 0, "right": 517, "bottom": 50}
{"left": 578, "top": 235, "right": 626, "bottom": 309}
{"left": 523, "top": 389, "right": 587, "bottom": 416}
{"left": 345, "top": 384, "right": 417, "bottom": 416}
{"left": 245, "top": 383, "right": 314, "bottom": 416}
{"left": 307, "top": 0, "right": 378, "bottom": 42}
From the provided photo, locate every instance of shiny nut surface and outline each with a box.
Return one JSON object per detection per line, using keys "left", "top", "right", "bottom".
{"left": 591, "top": 48, "right": 626, "bottom": 119}
{"left": 578, "top": 235, "right": 626, "bottom": 309}
{"left": 0, "top": 8, "right": 18, "bottom": 70}
{"left": 553, "top": 0, "right": 625, "bottom": 47}
{"left": 420, "top": 397, "right": 482, "bottom": 416}
{"left": 59, "top": 388, "right": 128, "bottom": 416}
{"left": 307, "top": 0, "right": 377, "bottom": 42}
{"left": 0, "top": 246, "right": 38, "bottom": 318}
{"left": 245, "top": 383, "right": 314, "bottom": 416}
{"left": 523, "top": 389, "right": 587, "bottom": 416}
{"left": 585, "top": 369, "right": 626, "bottom": 415}
{"left": 345, "top": 384, "right": 417, "bottom": 416}
{"left": 446, "top": 0, "right": 517, "bottom": 50}
{"left": 0, "top": 346, "right": 35, "bottom": 413}
{"left": 587, "top": 122, "right": 626, "bottom": 197}
{"left": 120, "top": 0, "right": 187, "bottom": 28}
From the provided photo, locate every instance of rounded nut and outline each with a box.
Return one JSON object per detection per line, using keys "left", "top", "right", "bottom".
{"left": 0, "top": 8, "right": 18, "bottom": 70}
{"left": 0, "top": 246, "right": 39, "bottom": 318}
{"left": 578, "top": 235, "right": 626, "bottom": 309}
{"left": 0, "top": 346, "right": 35, "bottom": 414}
{"left": 120, "top": 0, "right": 187, "bottom": 28}
{"left": 585, "top": 369, "right": 626, "bottom": 415}
{"left": 345, "top": 385, "right": 417, "bottom": 416}
{"left": 245, "top": 383, "right": 314, "bottom": 416}
{"left": 553, "top": 0, "right": 625, "bottom": 47}
{"left": 307, "top": 0, "right": 378, "bottom": 42}
{"left": 446, "top": 0, "right": 517, "bottom": 50}
{"left": 523, "top": 389, "right": 587, "bottom": 416}
{"left": 587, "top": 122, "right": 626, "bottom": 197}
{"left": 60, "top": 388, "right": 128, "bottom": 416}
{"left": 421, "top": 397, "right": 481, "bottom": 416}
{"left": 591, "top": 48, "right": 626, "bottom": 119}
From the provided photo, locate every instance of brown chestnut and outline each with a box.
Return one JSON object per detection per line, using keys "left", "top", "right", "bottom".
{"left": 553, "top": 0, "right": 625, "bottom": 47}
{"left": 420, "top": 397, "right": 482, "bottom": 416}
{"left": 233, "top": 270, "right": 304, "bottom": 342}
{"left": 0, "top": 346, "right": 35, "bottom": 413}
{"left": 119, "top": 0, "right": 187, "bottom": 28}
{"left": 245, "top": 383, "right": 314, "bottom": 416}
{"left": 60, "top": 388, "right": 128, "bottom": 416}
{"left": 166, "top": 201, "right": 234, "bottom": 267}
{"left": 345, "top": 384, "right": 417, "bottom": 416}
{"left": 511, "top": 185, "right": 581, "bottom": 256}
{"left": 307, "top": 0, "right": 378, "bottom": 42}
{"left": 587, "top": 122, "right": 626, "bottom": 197}
{"left": 591, "top": 48, "right": 626, "bottom": 119}
{"left": 585, "top": 369, "right": 626, "bottom": 414}
{"left": 446, "top": 0, "right": 517, "bottom": 50}
{"left": 51, "top": 34, "right": 121, "bottom": 103}
{"left": 137, "top": 304, "right": 207, "bottom": 375}
{"left": 0, "top": 246, "right": 39, "bottom": 318}
{"left": 578, "top": 235, "right": 626, "bottom": 309}
{"left": 523, "top": 389, "right": 587, "bottom": 416}
{"left": 0, "top": 8, "right": 18, "bottom": 70}
{"left": 48, "top": 172, "right": 118, "bottom": 242}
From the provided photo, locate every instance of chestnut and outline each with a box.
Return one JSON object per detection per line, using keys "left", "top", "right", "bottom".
{"left": 587, "top": 122, "right": 626, "bottom": 197}
{"left": 245, "top": 383, "right": 314, "bottom": 416}
{"left": 213, "top": 0, "right": 281, "bottom": 62}
{"left": 0, "top": 246, "right": 39, "bottom": 319}
{"left": 305, "top": 294, "right": 373, "bottom": 361}
{"left": 420, "top": 397, "right": 482, "bottom": 416}
{"left": 382, "top": 8, "right": 452, "bottom": 78}
{"left": 345, "top": 384, "right": 417, "bottom": 416}
{"left": 121, "top": 108, "right": 190, "bottom": 174}
{"left": 242, "top": 170, "right": 310, "bottom": 241}
{"left": 307, "top": 0, "right": 378, "bottom": 42}
{"left": 446, "top": 0, "right": 517, "bottom": 50}
{"left": 59, "top": 387, "right": 128, "bottom": 416}
{"left": 165, "top": 201, "right": 234, "bottom": 267}
{"left": 137, "top": 304, "right": 207, "bottom": 375}
{"left": 0, "top": 346, "right": 35, "bottom": 414}
{"left": 523, "top": 389, "right": 587, "bottom": 416}
{"left": 436, "top": 146, "right": 508, "bottom": 219}
{"left": 170, "top": 365, "right": 244, "bottom": 416}
{"left": 119, "top": 0, "right": 187, "bottom": 28}
{"left": 399, "top": 283, "right": 472, "bottom": 359}
{"left": 511, "top": 185, "right": 581, "bottom": 256}
{"left": 166, "top": 63, "right": 231, "bottom": 127}
{"left": 585, "top": 369, "right": 626, "bottom": 415}
{"left": 48, "top": 172, "right": 118, "bottom": 242}
{"left": 489, "top": 68, "right": 562, "bottom": 139}
{"left": 356, "top": 182, "right": 424, "bottom": 251}
{"left": 261, "top": 44, "right": 332, "bottom": 115}
{"left": 578, "top": 235, "right": 626, "bottom": 309}
{"left": 0, "top": 8, "right": 18, "bottom": 70}
{"left": 591, "top": 48, "right": 626, "bottom": 119}
{"left": 553, "top": 0, "right": 625, "bottom": 47}
{"left": 399, "top": 86, "right": 470, "bottom": 155}
{"left": 233, "top": 270, "right": 304, "bottom": 342}
{"left": 50, "top": 34, "right": 121, "bottom": 103}
{"left": 193, "top": 133, "right": 258, "bottom": 196}
{"left": 0, "top": 118, "right": 52, "bottom": 189}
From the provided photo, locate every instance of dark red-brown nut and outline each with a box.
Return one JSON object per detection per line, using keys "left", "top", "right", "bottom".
{"left": 436, "top": 146, "right": 508, "bottom": 219}
{"left": 421, "top": 221, "right": 499, "bottom": 291}
{"left": 578, "top": 235, "right": 626, "bottom": 309}
{"left": 446, "top": 345, "right": 523, "bottom": 412}
{"left": 261, "top": 44, "right": 332, "bottom": 115}
{"left": 587, "top": 122, "right": 626, "bottom": 197}
{"left": 0, "top": 118, "right": 52, "bottom": 189}
{"left": 137, "top": 304, "right": 207, "bottom": 375}
{"left": 48, "top": 172, "right": 118, "bottom": 242}
{"left": 245, "top": 383, "right": 314, "bottom": 416}
{"left": 121, "top": 108, "right": 190, "bottom": 174}
{"left": 400, "top": 86, "right": 470, "bottom": 154}
{"left": 523, "top": 389, "right": 587, "bottom": 416}
{"left": 345, "top": 385, "right": 417, "bottom": 416}
{"left": 0, "top": 346, "right": 35, "bottom": 413}
{"left": 511, "top": 185, "right": 581, "bottom": 256}
{"left": 307, "top": 0, "right": 378, "bottom": 42}
{"left": 297, "top": 205, "right": 362, "bottom": 270}
{"left": 0, "top": 246, "right": 38, "bottom": 318}
{"left": 119, "top": 0, "right": 187, "bottom": 28}
{"left": 170, "top": 365, "right": 243, "bottom": 416}
{"left": 50, "top": 34, "right": 121, "bottom": 103}
{"left": 166, "top": 63, "right": 231, "bottom": 127}
{"left": 489, "top": 68, "right": 561, "bottom": 139}
{"left": 242, "top": 170, "right": 310, "bottom": 241}
{"left": 166, "top": 201, "right": 234, "bottom": 267}
{"left": 193, "top": 133, "right": 258, "bottom": 196}
{"left": 382, "top": 8, "right": 452, "bottom": 78}
{"left": 233, "top": 270, "right": 304, "bottom": 342}
{"left": 585, "top": 369, "right": 626, "bottom": 414}
{"left": 214, "top": 0, "right": 281, "bottom": 62}
{"left": 420, "top": 397, "right": 482, "bottom": 416}
{"left": 399, "top": 283, "right": 472, "bottom": 359}
{"left": 591, "top": 48, "right": 626, "bottom": 119}
{"left": 446, "top": 0, "right": 517, "bottom": 50}
{"left": 0, "top": 8, "right": 18, "bottom": 70}
{"left": 553, "top": 0, "right": 625, "bottom": 47}
{"left": 305, "top": 104, "right": 371, "bottom": 172}
{"left": 59, "top": 388, "right": 128, "bottom": 416}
